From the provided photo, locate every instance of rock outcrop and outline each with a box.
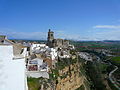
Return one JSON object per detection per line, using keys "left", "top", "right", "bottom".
{"left": 55, "top": 62, "right": 90, "bottom": 90}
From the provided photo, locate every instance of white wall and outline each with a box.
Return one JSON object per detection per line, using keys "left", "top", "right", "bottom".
{"left": 31, "top": 44, "right": 46, "bottom": 50}
{"left": 0, "top": 45, "right": 27, "bottom": 90}
{"left": 50, "top": 48, "right": 57, "bottom": 60}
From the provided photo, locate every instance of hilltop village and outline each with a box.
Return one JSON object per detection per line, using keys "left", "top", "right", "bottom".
{"left": 1, "top": 29, "right": 120, "bottom": 90}
{"left": 25, "top": 29, "right": 75, "bottom": 79}
{"left": 0, "top": 29, "right": 76, "bottom": 90}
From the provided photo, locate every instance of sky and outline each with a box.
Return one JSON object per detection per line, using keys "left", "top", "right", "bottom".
{"left": 0, "top": 0, "right": 120, "bottom": 40}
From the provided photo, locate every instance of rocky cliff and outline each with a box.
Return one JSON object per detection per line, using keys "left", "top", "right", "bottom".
{"left": 28, "top": 58, "right": 90, "bottom": 90}
{"left": 55, "top": 61, "right": 90, "bottom": 90}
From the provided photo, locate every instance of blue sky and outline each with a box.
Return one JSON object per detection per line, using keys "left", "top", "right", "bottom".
{"left": 0, "top": 0, "right": 120, "bottom": 40}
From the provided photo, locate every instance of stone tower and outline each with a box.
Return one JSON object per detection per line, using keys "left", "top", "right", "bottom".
{"left": 47, "top": 29, "right": 54, "bottom": 42}
{"left": 47, "top": 29, "right": 54, "bottom": 47}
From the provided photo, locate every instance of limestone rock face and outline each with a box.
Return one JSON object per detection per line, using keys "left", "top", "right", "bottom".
{"left": 56, "top": 63, "right": 90, "bottom": 90}
{"left": 27, "top": 61, "right": 90, "bottom": 90}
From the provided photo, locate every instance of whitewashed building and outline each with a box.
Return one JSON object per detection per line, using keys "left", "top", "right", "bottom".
{"left": 31, "top": 43, "right": 46, "bottom": 51}
{"left": 79, "top": 52, "right": 92, "bottom": 61}
{"left": 0, "top": 44, "right": 28, "bottom": 90}
{"left": 27, "top": 58, "right": 49, "bottom": 78}
{"left": 48, "top": 48, "right": 58, "bottom": 60}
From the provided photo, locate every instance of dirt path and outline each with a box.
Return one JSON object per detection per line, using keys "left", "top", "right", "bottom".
{"left": 108, "top": 65, "right": 120, "bottom": 90}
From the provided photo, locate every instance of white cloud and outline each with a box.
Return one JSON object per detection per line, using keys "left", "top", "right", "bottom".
{"left": 93, "top": 25, "right": 120, "bottom": 29}
{"left": 0, "top": 30, "right": 91, "bottom": 41}
{"left": 0, "top": 27, "right": 120, "bottom": 41}
{"left": 91, "top": 24, "right": 120, "bottom": 40}
{"left": 0, "top": 31, "right": 47, "bottom": 40}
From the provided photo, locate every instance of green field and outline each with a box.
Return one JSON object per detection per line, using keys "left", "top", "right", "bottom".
{"left": 27, "top": 77, "right": 40, "bottom": 90}
{"left": 111, "top": 56, "right": 120, "bottom": 66}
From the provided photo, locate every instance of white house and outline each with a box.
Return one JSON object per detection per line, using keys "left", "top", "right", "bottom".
{"left": 27, "top": 58, "right": 49, "bottom": 78}
{"left": 31, "top": 43, "right": 46, "bottom": 51}
{"left": 0, "top": 44, "right": 28, "bottom": 90}
{"left": 79, "top": 52, "right": 92, "bottom": 61}
{"left": 45, "top": 48, "right": 58, "bottom": 60}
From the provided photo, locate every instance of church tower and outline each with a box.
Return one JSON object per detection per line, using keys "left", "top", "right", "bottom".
{"left": 47, "top": 29, "right": 54, "bottom": 47}
{"left": 47, "top": 29, "right": 54, "bottom": 42}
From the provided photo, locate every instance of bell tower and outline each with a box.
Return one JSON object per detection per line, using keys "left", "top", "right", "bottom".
{"left": 47, "top": 29, "right": 54, "bottom": 42}
{"left": 47, "top": 29, "right": 54, "bottom": 47}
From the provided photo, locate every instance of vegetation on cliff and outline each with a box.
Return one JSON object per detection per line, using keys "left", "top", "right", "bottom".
{"left": 27, "top": 49, "right": 90, "bottom": 90}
